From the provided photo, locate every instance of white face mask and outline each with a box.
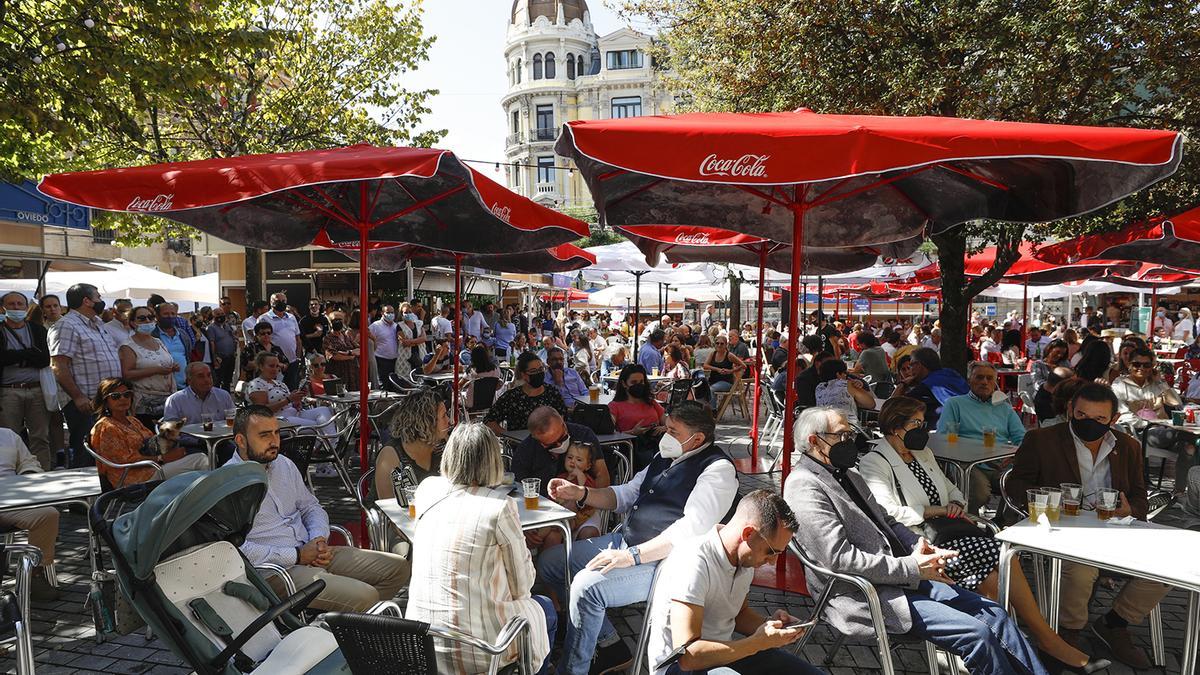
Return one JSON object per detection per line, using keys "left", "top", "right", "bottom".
{"left": 547, "top": 437, "right": 570, "bottom": 455}
{"left": 659, "top": 431, "right": 697, "bottom": 459}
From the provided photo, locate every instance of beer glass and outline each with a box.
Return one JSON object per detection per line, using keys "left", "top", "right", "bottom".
{"left": 1026, "top": 488, "right": 1049, "bottom": 522}
{"left": 1097, "top": 488, "right": 1119, "bottom": 521}
{"left": 522, "top": 478, "right": 541, "bottom": 510}
{"left": 1060, "top": 483, "right": 1082, "bottom": 516}
{"left": 1043, "top": 487, "right": 1062, "bottom": 523}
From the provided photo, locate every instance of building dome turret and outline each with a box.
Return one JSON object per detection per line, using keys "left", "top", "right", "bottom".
{"left": 510, "top": 0, "right": 589, "bottom": 25}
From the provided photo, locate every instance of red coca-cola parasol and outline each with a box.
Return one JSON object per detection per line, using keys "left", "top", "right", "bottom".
{"left": 556, "top": 109, "right": 1182, "bottom": 595}
{"left": 1036, "top": 204, "right": 1200, "bottom": 269}
{"left": 39, "top": 144, "right": 589, "bottom": 488}
{"left": 336, "top": 241, "right": 596, "bottom": 275}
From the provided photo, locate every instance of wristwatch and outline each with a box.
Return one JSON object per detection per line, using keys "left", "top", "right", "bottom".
{"left": 628, "top": 545, "right": 642, "bottom": 566}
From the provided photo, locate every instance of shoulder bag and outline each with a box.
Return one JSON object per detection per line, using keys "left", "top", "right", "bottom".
{"left": 869, "top": 451, "right": 991, "bottom": 546}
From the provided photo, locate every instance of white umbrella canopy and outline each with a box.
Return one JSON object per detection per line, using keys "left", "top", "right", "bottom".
{"left": 581, "top": 241, "right": 720, "bottom": 284}
{"left": 982, "top": 279, "right": 1183, "bottom": 300}
{"left": 588, "top": 283, "right": 691, "bottom": 307}
{"left": 4, "top": 260, "right": 221, "bottom": 306}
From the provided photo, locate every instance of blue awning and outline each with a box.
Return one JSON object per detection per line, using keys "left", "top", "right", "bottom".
{"left": 0, "top": 180, "right": 91, "bottom": 230}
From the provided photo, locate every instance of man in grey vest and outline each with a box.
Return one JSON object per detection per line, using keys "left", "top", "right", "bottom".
{"left": 542, "top": 401, "right": 737, "bottom": 675}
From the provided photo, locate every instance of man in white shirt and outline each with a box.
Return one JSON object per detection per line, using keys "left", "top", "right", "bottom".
{"left": 241, "top": 300, "right": 269, "bottom": 344}
{"left": 648, "top": 490, "right": 820, "bottom": 675}
{"left": 1151, "top": 309, "right": 1173, "bottom": 337}
{"left": 431, "top": 305, "right": 453, "bottom": 340}
{"left": 541, "top": 402, "right": 738, "bottom": 675}
{"left": 260, "top": 292, "right": 303, "bottom": 387}
{"left": 1023, "top": 326, "right": 1051, "bottom": 359}
{"left": 462, "top": 301, "right": 485, "bottom": 340}
{"left": 103, "top": 298, "right": 134, "bottom": 349}
{"left": 0, "top": 428, "right": 61, "bottom": 601}
{"left": 369, "top": 305, "right": 400, "bottom": 380}
{"left": 979, "top": 328, "right": 1002, "bottom": 357}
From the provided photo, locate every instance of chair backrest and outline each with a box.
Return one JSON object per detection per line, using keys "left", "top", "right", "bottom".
{"left": 278, "top": 432, "right": 325, "bottom": 478}
{"left": 469, "top": 377, "right": 501, "bottom": 412}
{"left": 569, "top": 403, "right": 615, "bottom": 435}
{"left": 326, "top": 612, "right": 437, "bottom": 675}
{"left": 83, "top": 440, "right": 163, "bottom": 492}
{"left": 666, "top": 380, "right": 692, "bottom": 411}
{"left": 997, "top": 466, "right": 1027, "bottom": 519}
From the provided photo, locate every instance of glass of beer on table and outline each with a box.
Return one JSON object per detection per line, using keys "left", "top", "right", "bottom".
{"left": 522, "top": 478, "right": 541, "bottom": 510}
{"left": 404, "top": 486, "right": 417, "bottom": 519}
{"left": 981, "top": 426, "right": 996, "bottom": 448}
{"left": 1026, "top": 488, "right": 1049, "bottom": 522}
{"left": 1097, "top": 487, "right": 1119, "bottom": 521}
{"left": 944, "top": 421, "right": 958, "bottom": 443}
{"left": 1043, "top": 487, "right": 1062, "bottom": 523}
{"left": 589, "top": 385, "right": 600, "bottom": 403}
{"left": 225, "top": 408, "right": 236, "bottom": 427}
{"left": 1060, "top": 483, "right": 1082, "bottom": 516}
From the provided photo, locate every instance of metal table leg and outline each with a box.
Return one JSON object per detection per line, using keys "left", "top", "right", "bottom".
{"left": 1047, "top": 558, "right": 1062, "bottom": 631}
{"left": 996, "top": 542, "right": 1014, "bottom": 611}
{"left": 1181, "top": 592, "right": 1199, "bottom": 675}
{"left": 551, "top": 520, "right": 573, "bottom": 586}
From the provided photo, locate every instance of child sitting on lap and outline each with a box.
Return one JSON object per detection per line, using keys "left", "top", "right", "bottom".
{"left": 541, "top": 443, "right": 602, "bottom": 550}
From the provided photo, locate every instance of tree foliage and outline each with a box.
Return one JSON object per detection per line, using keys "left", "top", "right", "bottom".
{"left": 620, "top": 0, "right": 1200, "bottom": 370}
{"left": 7, "top": 0, "right": 444, "bottom": 245}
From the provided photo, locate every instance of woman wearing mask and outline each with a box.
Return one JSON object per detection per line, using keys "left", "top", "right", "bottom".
{"left": 1173, "top": 307, "right": 1195, "bottom": 343}
{"left": 483, "top": 352, "right": 566, "bottom": 433}
{"left": 608, "top": 364, "right": 666, "bottom": 467}
{"left": 323, "top": 310, "right": 360, "bottom": 390}
{"left": 859, "top": 397, "right": 1106, "bottom": 673}
{"left": 117, "top": 306, "right": 179, "bottom": 426}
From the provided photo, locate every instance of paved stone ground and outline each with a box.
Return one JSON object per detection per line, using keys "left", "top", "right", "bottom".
{"left": 1, "top": 415, "right": 1191, "bottom": 674}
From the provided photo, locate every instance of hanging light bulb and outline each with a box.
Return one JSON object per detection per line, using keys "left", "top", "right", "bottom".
{"left": 83, "top": 18, "right": 96, "bottom": 28}
{"left": 31, "top": 54, "right": 42, "bottom": 64}
{"left": 55, "top": 36, "right": 67, "bottom": 51}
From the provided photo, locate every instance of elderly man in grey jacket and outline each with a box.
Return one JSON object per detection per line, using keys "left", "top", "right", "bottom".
{"left": 783, "top": 407, "right": 1049, "bottom": 675}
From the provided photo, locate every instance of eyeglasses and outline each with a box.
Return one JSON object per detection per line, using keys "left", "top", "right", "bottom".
{"left": 904, "top": 419, "right": 928, "bottom": 430}
{"left": 818, "top": 431, "right": 857, "bottom": 444}
{"left": 105, "top": 391, "right": 133, "bottom": 400}
{"left": 133, "top": 314, "right": 155, "bottom": 323}
{"left": 1130, "top": 361, "right": 1154, "bottom": 369}
{"left": 755, "top": 530, "right": 786, "bottom": 556}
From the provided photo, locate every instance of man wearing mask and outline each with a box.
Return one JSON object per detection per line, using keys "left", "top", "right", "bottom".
{"left": 1151, "top": 307, "right": 1173, "bottom": 337}
{"left": 49, "top": 283, "right": 122, "bottom": 467}
{"left": 785, "top": 407, "right": 1047, "bottom": 675}
{"left": 369, "top": 304, "right": 400, "bottom": 380}
{"left": 298, "top": 298, "right": 329, "bottom": 356}
{"left": 510, "top": 406, "right": 610, "bottom": 507}
{"left": 242, "top": 300, "right": 270, "bottom": 344}
{"left": 0, "top": 291, "right": 53, "bottom": 470}
{"left": 262, "top": 292, "right": 303, "bottom": 389}
{"left": 228, "top": 405, "right": 410, "bottom": 611}
{"left": 1009, "top": 383, "right": 1166, "bottom": 669}
{"left": 205, "top": 306, "right": 238, "bottom": 390}
{"left": 151, "top": 303, "right": 192, "bottom": 390}
{"left": 540, "top": 402, "right": 737, "bottom": 675}
{"left": 546, "top": 347, "right": 589, "bottom": 408}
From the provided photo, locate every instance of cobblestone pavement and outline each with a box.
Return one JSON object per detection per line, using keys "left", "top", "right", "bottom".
{"left": 1, "top": 417, "right": 1190, "bottom": 673}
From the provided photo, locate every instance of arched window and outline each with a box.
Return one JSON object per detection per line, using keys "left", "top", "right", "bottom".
{"left": 544, "top": 52, "right": 556, "bottom": 79}
{"left": 577, "top": 55, "right": 585, "bottom": 77}
{"left": 566, "top": 53, "right": 575, "bottom": 80}
{"left": 516, "top": 58, "right": 522, "bottom": 83}
{"left": 533, "top": 54, "right": 543, "bottom": 80}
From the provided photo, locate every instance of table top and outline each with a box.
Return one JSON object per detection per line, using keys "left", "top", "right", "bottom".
{"left": 313, "top": 390, "right": 404, "bottom": 404}
{"left": 0, "top": 469, "right": 102, "bottom": 511}
{"left": 421, "top": 371, "right": 457, "bottom": 382}
{"left": 500, "top": 428, "right": 636, "bottom": 445}
{"left": 997, "top": 511, "right": 1200, "bottom": 590}
{"left": 927, "top": 433, "right": 1018, "bottom": 463}
{"left": 574, "top": 392, "right": 616, "bottom": 406}
{"left": 603, "top": 373, "right": 670, "bottom": 383}
{"left": 1146, "top": 419, "right": 1200, "bottom": 434}
{"left": 182, "top": 418, "right": 297, "bottom": 440}
{"left": 375, "top": 492, "right": 576, "bottom": 541}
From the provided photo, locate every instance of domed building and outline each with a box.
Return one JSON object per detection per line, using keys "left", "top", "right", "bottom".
{"left": 502, "top": 0, "right": 672, "bottom": 208}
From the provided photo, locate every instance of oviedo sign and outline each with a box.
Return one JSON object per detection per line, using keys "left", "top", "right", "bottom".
{"left": 0, "top": 180, "right": 91, "bottom": 230}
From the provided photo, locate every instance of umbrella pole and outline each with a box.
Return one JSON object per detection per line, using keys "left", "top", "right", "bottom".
{"left": 633, "top": 272, "right": 643, "bottom": 364}
{"left": 780, "top": 194, "right": 809, "bottom": 585}
{"left": 453, "top": 255, "right": 463, "bottom": 423}
{"left": 1151, "top": 285, "right": 1158, "bottom": 338}
{"left": 1022, "top": 277, "right": 1029, "bottom": 357}
{"left": 752, "top": 247, "right": 766, "bottom": 467}
{"left": 356, "top": 219, "right": 371, "bottom": 537}
{"left": 801, "top": 281, "right": 808, "bottom": 329}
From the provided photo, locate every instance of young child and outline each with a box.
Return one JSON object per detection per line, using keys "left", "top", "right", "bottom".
{"left": 541, "top": 443, "right": 601, "bottom": 550}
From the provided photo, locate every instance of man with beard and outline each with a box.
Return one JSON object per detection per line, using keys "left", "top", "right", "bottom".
{"left": 229, "top": 405, "right": 410, "bottom": 611}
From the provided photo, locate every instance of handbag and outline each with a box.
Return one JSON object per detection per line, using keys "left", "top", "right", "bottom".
{"left": 869, "top": 451, "right": 991, "bottom": 546}
{"left": 39, "top": 366, "right": 59, "bottom": 412}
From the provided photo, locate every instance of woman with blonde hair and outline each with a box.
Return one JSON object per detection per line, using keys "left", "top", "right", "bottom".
{"left": 407, "top": 423, "right": 555, "bottom": 675}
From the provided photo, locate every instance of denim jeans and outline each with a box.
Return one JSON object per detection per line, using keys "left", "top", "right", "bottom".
{"left": 62, "top": 401, "right": 95, "bottom": 468}
{"left": 708, "top": 381, "right": 733, "bottom": 409}
{"left": 532, "top": 594, "right": 557, "bottom": 675}
{"left": 537, "top": 533, "right": 659, "bottom": 675}
{"left": 904, "top": 581, "right": 1048, "bottom": 675}
{"left": 664, "top": 647, "right": 825, "bottom": 675}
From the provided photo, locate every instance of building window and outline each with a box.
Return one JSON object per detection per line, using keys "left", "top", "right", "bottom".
{"left": 516, "top": 58, "right": 522, "bottom": 83}
{"left": 566, "top": 54, "right": 575, "bottom": 80}
{"left": 535, "top": 104, "right": 554, "bottom": 140}
{"left": 607, "top": 49, "right": 643, "bottom": 70}
{"left": 611, "top": 96, "right": 643, "bottom": 119}
{"left": 544, "top": 52, "right": 556, "bottom": 79}
{"left": 512, "top": 110, "right": 520, "bottom": 134}
{"left": 577, "top": 55, "right": 586, "bottom": 77}
{"left": 512, "top": 164, "right": 521, "bottom": 187}
{"left": 91, "top": 226, "right": 115, "bottom": 244}
{"left": 537, "top": 156, "right": 555, "bottom": 183}
{"left": 533, "top": 53, "right": 543, "bottom": 80}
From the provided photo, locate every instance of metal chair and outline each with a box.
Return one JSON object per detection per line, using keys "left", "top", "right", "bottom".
{"left": 83, "top": 440, "right": 164, "bottom": 492}
{"left": 713, "top": 373, "right": 748, "bottom": 422}
{"left": 467, "top": 377, "right": 502, "bottom": 419}
{"left": 1, "top": 542, "right": 40, "bottom": 675}
{"left": 324, "top": 610, "right": 534, "bottom": 675}
{"left": 628, "top": 561, "right": 667, "bottom": 675}
{"left": 788, "top": 539, "right": 959, "bottom": 675}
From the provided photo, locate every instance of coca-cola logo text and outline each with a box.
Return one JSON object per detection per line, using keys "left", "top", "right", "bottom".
{"left": 698, "top": 154, "right": 769, "bottom": 178}
{"left": 490, "top": 203, "right": 512, "bottom": 223}
{"left": 674, "top": 232, "right": 712, "bottom": 245}
{"left": 126, "top": 194, "right": 174, "bottom": 212}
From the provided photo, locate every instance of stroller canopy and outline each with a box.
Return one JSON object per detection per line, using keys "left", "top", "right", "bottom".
{"left": 111, "top": 463, "right": 268, "bottom": 579}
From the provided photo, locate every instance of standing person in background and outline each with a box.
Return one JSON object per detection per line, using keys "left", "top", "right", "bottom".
{"left": 1173, "top": 307, "right": 1194, "bottom": 342}
{"left": 262, "top": 291, "right": 303, "bottom": 389}
{"left": 298, "top": 298, "right": 329, "bottom": 357}
{"left": 205, "top": 305, "right": 238, "bottom": 390}
{"left": 27, "top": 294, "right": 62, "bottom": 328}
{"left": 218, "top": 297, "right": 242, "bottom": 333}
{"left": 431, "top": 304, "right": 453, "bottom": 340}
{"left": 102, "top": 298, "right": 133, "bottom": 349}
{"left": 701, "top": 304, "right": 717, "bottom": 334}
{"left": 29, "top": 294, "right": 64, "bottom": 466}
{"left": 322, "top": 310, "right": 361, "bottom": 391}
{"left": 120, "top": 305, "right": 179, "bottom": 427}
{"left": 369, "top": 305, "right": 400, "bottom": 381}
{"left": 147, "top": 294, "right": 196, "bottom": 344}
{"left": 241, "top": 300, "right": 269, "bottom": 343}
{"left": 50, "top": 283, "right": 122, "bottom": 468}
{"left": 493, "top": 307, "right": 518, "bottom": 361}
{"left": 151, "top": 303, "right": 191, "bottom": 391}
{"left": 0, "top": 291, "right": 53, "bottom": 471}
{"left": 1151, "top": 307, "right": 1173, "bottom": 338}
{"left": 462, "top": 300, "right": 485, "bottom": 340}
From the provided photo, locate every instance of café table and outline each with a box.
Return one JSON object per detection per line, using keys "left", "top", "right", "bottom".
{"left": 603, "top": 373, "right": 670, "bottom": 386}
{"left": 183, "top": 418, "right": 297, "bottom": 468}
{"left": 501, "top": 428, "right": 637, "bottom": 475}
{"left": 420, "top": 371, "right": 457, "bottom": 383}
{"left": 996, "top": 511, "right": 1200, "bottom": 673}
{"left": 926, "top": 432, "right": 1019, "bottom": 496}
{"left": 313, "top": 390, "right": 404, "bottom": 406}
{"left": 375, "top": 491, "right": 576, "bottom": 583}
{"left": 574, "top": 391, "right": 616, "bottom": 407}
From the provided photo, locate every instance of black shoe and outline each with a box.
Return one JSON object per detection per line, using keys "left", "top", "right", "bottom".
{"left": 590, "top": 640, "right": 633, "bottom": 675}
{"left": 1037, "top": 649, "right": 1111, "bottom": 674}
{"left": 28, "top": 573, "right": 60, "bottom": 603}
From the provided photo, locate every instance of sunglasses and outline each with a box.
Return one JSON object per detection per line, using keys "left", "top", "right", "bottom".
{"left": 105, "top": 391, "right": 133, "bottom": 400}
{"left": 1130, "top": 361, "right": 1154, "bottom": 369}
{"left": 133, "top": 314, "right": 155, "bottom": 323}
{"left": 755, "top": 530, "right": 786, "bottom": 556}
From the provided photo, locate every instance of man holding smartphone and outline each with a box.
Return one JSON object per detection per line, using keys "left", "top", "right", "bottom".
{"left": 647, "top": 490, "right": 824, "bottom": 675}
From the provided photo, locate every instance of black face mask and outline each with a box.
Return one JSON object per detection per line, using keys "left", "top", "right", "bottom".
{"left": 272, "top": 301, "right": 287, "bottom": 312}
{"left": 527, "top": 372, "right": 545, "bottom": 388}
{"left": 331, "top": 319, "right": 345, "bottom": 331}
{"left": 215, "top": 315, "right": 226, "bottom": 323}
{"left": 1070, "top": 416, "right": 1109, "bottom": 443}
{"left": 90, "top": 298, "right": 106, "bottom": 313}
{"left": 628, "top": 383, "right": 648, "bottom": 398}
{"left": 902, "top": 428, "right": 930, "bottom": 451}
{"left": 825, "top": 438, "right": 860, "bottom": 470}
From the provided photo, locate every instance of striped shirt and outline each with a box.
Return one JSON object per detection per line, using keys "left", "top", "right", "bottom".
{"left": 48, "top": 310, "right": 121, "bottom": 401}
{"left": 407, "top": 477, "right": 549, "bottom": 674}
{"left": 227, "top": 452, "right": 329, "bottom": 566}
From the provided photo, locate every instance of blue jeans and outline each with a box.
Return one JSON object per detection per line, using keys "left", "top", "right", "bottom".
{"left": 665, "top": 647, "right": 826, "bottom": 675}
{"left": 532, "top": 594, "right": 557, "bottom": 675}
{"left": 904, "top": 581, "right": 1048, "bottom": 675}
{"left": 708, "top": 381, "right": 733, "bottom": 409}
{"left": 537, "top": 533, "right": 659, "bottom": 675}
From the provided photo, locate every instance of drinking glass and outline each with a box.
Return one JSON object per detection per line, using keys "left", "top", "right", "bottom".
{"left": 1043, "top": 487, "right": 1062, "bottom": 523}
{"left": 1026, "top": 488, "right": 1049, "bottom": 522}
{"left": 589, "top": 385, "right": 600, "bottom": 403}
{"left": 982, "top": 426, "right": 997, "bottom": 448}
{"left": 224, "top": 408, "right": 236, "bottom": 428}
{"left": 404, "top": 486, "right": 418, "bottom": 519}
{"left": 1060, "top": 482, "right": 1082, "bottom": 516}
{"left": 1097, "top": 487, "right": 1119, "bottom": 521}
{"left": 944, "top": 421, "right": 959, "bottom": 443}
{"left": 522, "top": 478, "right": 541, "bottom": 510}
{"left": 201, "top": 413, "right": 214, "bottom": 432}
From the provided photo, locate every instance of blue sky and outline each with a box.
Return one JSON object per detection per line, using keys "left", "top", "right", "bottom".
{"left": 401, "top": 0, "right": 628, "bottom": 181}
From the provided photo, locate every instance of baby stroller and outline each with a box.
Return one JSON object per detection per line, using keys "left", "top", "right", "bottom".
{"left": 90, "top": 463, "right": 348, "bottom": 675}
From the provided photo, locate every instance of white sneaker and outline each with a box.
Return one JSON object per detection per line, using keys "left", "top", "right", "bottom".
{"left": 313, "top": 464, "right": 338, "bottom": 478}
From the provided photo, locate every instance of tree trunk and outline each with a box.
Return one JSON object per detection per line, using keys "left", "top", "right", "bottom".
{"left": 933, "top": 229, "right": 971, "bottom": 375}
{"left": 729, "top": 276, "right": 742, "bottom": 328}
{"left": 245, "top": 246, "right": 263, "bottom": 304}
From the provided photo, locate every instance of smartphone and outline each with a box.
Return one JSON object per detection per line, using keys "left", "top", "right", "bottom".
{"left": 782, "top": 618, "right": 817, "bottom": 631}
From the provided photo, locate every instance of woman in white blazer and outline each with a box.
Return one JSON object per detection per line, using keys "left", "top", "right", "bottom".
{"left": 860, "top": 396, "right": 1104, "bottom": 673}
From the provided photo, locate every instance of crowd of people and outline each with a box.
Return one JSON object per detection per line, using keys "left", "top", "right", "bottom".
{"left": 5, "top": 282, "right": 1200, "bottom": 675}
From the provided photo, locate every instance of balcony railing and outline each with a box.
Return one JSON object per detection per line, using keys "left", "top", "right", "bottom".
{"left": 505, "top": 133, "right": 524, "bottom": 147}
{"left": 535, "top": 183, "right": 556, "bottom": 194}
{"left": 532, "top": 128, "right": 556, "bottom": 141}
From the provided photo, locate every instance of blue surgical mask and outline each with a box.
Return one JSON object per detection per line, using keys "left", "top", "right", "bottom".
{"left": 383, "top": 313, "right": 395, "bottom": 322}
{"left": 136, "top": 323, "right": 156, "bottom": 335}
{"left": 405, "top": 313, "right": 417, "bottom": 322}
{"left": 5, "top": 309, "right": 27, "bottom": 322}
